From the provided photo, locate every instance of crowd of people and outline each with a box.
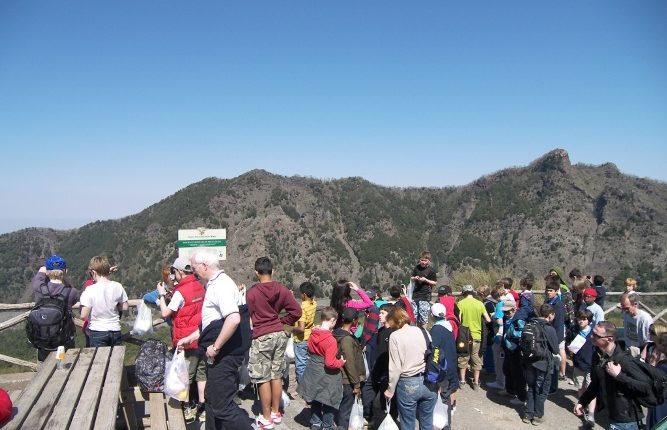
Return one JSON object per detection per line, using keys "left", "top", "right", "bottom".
{"left": 20, "top": 250, "right": 667, "bottom": 430}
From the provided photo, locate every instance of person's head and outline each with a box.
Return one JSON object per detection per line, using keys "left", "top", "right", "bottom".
{"left": 593, "top": 274, "right": 605, "bottom": 287}
{"left": 500, "top": 277, "right": 514, "bottom": 289}
{"left": 539, "top": 303, "right": 555, "bottom": 321}
{"left": 520, "top": 277, "right": 534, "bottom": 291}
{"left": 379, "top": 303, "right": 395, "bottom": 324}
{"left": 583, "top": 287, "right": 598, "bottom": 304}
{"left": 502, "top": 297, "right": 517, "bottom": 314}
{"left": 569, "top": 268, "right": 583, "bottom": 281}
{"left": 88, "top": 255, "right": 112, "bottom": 279}
{"left": 654, "top": 332, "right": 667, "bottom": 358}
{"left": 620, "top": 292, "right": 640, "bottom": 317}
{"left": 490, "top": 285, "right": 504, "bottom": 301}
{"left": 45, "top": 255, "right": 67, "bottom": 281}
{"left": 418, "top": 251, "right": 432, "bottom": 268}
{"left": 319, "top": 306, "right": 338, "bottom": 329}
{"left": 375, "top": 290, "right": 383, "bottom": 300}
{"left": 545, "top": 278, "right": 560, "bottom": 299}
{"left": 477, "top": 285, "right": 490, "bottom": 299}
{"left": 431, "top": 303, "right": 447, "bottom": 321}
{"left": 161, "top": 264, "right": 175, "bottom": 287}
{"left": 254, "top": 256, "right": 273, "bottom": 277}
{"left": 330, "top": 280, "right": 352, "bottom": 313}
{"left": 625, "top": 277, "right": 638, "bottom": 292}
{"left": 386, "top": 306, "right": 411, "bottom": 329}
{"left": 437, "top": 285, "right": 452, "bottom": 296}
{"left": 494, "top": 281, "right": 506, "bottom": 296}
{"left": 171, "top": 256, "right": 193, "bottom": 282}
{"left": 461, "top": 284, "right": 475, "bottom": 297}
{"left": 592, "top": 321, "right": 617, "bottom": 352}
{"left": 341, "top": 308, "right": 358, "bottom": 327}
{"left": 649, "top": 323, "right": 667, "bottom": 343}
{"left": 389, "top": 285, "right": 401, "bottom": 299}
{"left": 576, "top": 309, "right": 593, "bottom": 329}
{"left": 299, "top": 281, "right": 315, "bottom": 300}
{"left": 190, "top": 248, "right": 220, "bottom": 282}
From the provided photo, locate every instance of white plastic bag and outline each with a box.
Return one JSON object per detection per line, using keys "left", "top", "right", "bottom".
{"left": 348, "top": 396, "right": 364, "bottom": 430}
{"left": 131, "top": 301, "right": 154, "bottom": 336}
{"left": 164, "top": 350, "right": 189, "bottom": 401}
{"left": 432, "top": 397, "right": 449, "bottom": 430}
{"left": 378, "top": 400, "right": 399, "bottom": 430}
{"left": 406, "top": 280, "right": 415, "bottom": 301}
{"left": 280, "top": 390, "right": 291, "bottom": 409}
{"left": 285, "top": 337, "right": 295, "bottom": 363}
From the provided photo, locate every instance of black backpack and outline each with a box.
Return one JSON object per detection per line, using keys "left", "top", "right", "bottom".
{"left": 135, "top": 339, "right": 169, "bottom": 392}
{"left": 627, "top": 357, "right": 667, "bottom": 408}
{"left": 26, "top": 285, "right": 74, "bottom": 350}
{"left": 520, "top": 320, "right": 548, "bottom": 363}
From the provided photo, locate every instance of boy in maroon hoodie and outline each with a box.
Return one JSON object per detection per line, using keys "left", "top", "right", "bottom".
{"left": 247, "top": 257, "right": 302, "bottom": 429}
{"left": 298, "top": 307, "right": 347, "bottom": 430}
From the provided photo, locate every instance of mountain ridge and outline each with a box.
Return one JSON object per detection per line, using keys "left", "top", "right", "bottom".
{"left": 1, "top": 148, "right": 665, "bottom": 303}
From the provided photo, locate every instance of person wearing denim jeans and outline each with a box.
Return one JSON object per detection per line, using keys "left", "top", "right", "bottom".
{"left": 309, "top": 401, "right": 337, "bottom": 430}
{"left": 293, "top": 282, "right": 317, "bottom": 384}
{"left": 384, "top": 306, "right": 437, "bottom": 430}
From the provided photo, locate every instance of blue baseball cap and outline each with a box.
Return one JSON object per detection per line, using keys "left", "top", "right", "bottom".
{"left": 45, "top": 255, "right": 67, "bottom": 270}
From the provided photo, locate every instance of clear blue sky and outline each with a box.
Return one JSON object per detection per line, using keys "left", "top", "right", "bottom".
{"left": 1, "top": 1, "right": 665, "bottom": 234}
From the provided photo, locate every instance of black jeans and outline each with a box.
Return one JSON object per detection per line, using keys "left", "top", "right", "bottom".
{"left": 338, "top": 384, "right": 356, "bottom": 429}
{"left": 524, "top": 365, "right": 552, "bottom": 419}
{"left": 205, "top": 354, "right": 252, "bottom": 430}
{"left": 503, "top": 348, "right": 527, "bottom": 401}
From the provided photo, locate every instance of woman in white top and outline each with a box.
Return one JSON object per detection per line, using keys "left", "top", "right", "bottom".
{"left": 384, "top": 307, "right": 437, "bottom": 430}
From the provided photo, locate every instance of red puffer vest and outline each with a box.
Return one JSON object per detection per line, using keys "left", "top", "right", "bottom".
{"left": 171, "top": 275, "right": 206, "bottom": 349}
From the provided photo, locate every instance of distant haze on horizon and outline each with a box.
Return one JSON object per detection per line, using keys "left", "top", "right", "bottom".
{"left": 1, "top": 1, "right": 665, "bottom": 235}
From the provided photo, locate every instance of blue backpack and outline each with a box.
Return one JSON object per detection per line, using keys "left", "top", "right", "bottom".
{"left": 503, "top": 318, "right": 525, "bottom": 351}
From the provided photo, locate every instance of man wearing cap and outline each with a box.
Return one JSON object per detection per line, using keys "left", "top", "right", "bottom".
{"left": 580, "top": 288, "right": 605, "bottom": 327}
{"left": 456, "top": 285, "right": 491, "bottom": 390}
{"left": 157, "top": 257, "right": 207, "bottom": 422}
{"left": 31, "top": 255, "right": 80, "bottom": 361}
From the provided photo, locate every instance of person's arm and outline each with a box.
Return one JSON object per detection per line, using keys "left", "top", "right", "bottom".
{"left": 293, "top": 321, "right": 305, "bottom": 336}
{"left": 157, "top": 283, "right": 176, "bottom": 319}
{"left": 384, "top": 335, "right": 400, "bottom": 398}
{"left": 347, "top": 283, "right": 374, "bottom": 309}
{"left": 177, "top": 328, "right": 201, "bottom": 349}
{"left": 323, "top": 337, "right": 346, "bottom": 369}
{"left": 80, "top": 306, "right": 91, "bottom": 320}
{"left": 206, "top": 312, "right": 241, "bottom": 361}
{"left": 483, "top": 311, "right": 491, "bottom": 323}
{"left": 279, "top": 288, "right": 302, "bottom": 326}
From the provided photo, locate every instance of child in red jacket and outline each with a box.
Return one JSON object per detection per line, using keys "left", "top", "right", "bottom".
{"left": 297, "top": 307, "right": 346, "bottom": 430}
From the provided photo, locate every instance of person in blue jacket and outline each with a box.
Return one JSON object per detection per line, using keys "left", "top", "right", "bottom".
{"left": 430, "top": 303, "right": 459, "bottom": 428}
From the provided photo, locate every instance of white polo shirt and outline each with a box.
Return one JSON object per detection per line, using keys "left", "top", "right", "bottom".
{"left": 201, "top": 270, "right": 244, "bottom": 330}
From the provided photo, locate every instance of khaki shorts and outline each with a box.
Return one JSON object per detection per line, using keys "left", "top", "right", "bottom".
{"left": 248, "top": 331, "right": 289, "bottom": 384}
{"left": 457, "top": 340, "right": 483, "bottom": 371}
{"left": 185, "top": 349, "right": 206, "bottom": 383}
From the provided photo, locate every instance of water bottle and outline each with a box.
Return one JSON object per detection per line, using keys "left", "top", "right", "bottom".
{"left": 56, "top": 346, "right": 65, "bottom": 370}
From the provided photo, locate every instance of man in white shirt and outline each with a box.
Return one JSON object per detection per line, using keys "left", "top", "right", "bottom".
{"left": 177, "top": 248, "right": 252, "bottom": 430}
{"left": 620, "top": 292, "right": 653, "bottom": 354}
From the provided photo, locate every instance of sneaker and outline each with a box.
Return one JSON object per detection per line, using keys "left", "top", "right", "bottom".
{"left": 471, "top": 381, "right": 479, "bottom": 391}
{"left": 198, "top": 409, "right": 206, "bottom": 422}
{"left": 451, "top": 400, "right": 457, "bottom": 413}
{"left": 270, "top": 411, "right": 283, "bottom": 424}
{"left": 183, "top": 406, "right": 197, "bottom": 423}
{"left": 234, "top": 394, "right": 242, "bottom": 405}
{"left": 459, "top": 380, "right": 467, "bottom": 389}
{"left": 256, "top": 414, "right": 275, "bottom": 429}
{"left": 531, "top": 416, "right": 544, "bottom": 426}
{"left": 509, "top": 397, "right": 525, "bottom": 406}
{"left": 522, "top": 416, "right": 532, "bottom": 424}
{"left": 558, "top": 374, "right": 566, "bottom": 381}
{"left": 486, "top": 381, "right": 504, "bottom": 390}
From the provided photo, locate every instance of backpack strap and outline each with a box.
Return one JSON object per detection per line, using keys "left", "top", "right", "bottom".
{"left": 419, "top": 327, "right": 432, "bottom": 351}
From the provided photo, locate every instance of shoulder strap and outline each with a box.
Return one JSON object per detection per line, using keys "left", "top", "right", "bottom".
{"left": 419, "top": 327, "right": 432, "bottom": 350}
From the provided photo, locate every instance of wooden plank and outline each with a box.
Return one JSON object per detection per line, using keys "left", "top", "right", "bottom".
{"left": 69, "top": 347, "right": 112, "bottom": 430}
{"left": 94, "top": 346, "right": 126, "bottom": 430}
{"left": 4, "top": 353, "right": 57, "bottom": 430}
{"left": 149, "top": 392, "right": 168, "bottom": 430}
{"left": 165, "top": 397, "right": 187, "bottom": 430}
{"left": 119, "top": 361, "right": 139, "bottom": 430}
{"left": 0, "top": 311, "right": 29, "bottom": 330}
{"left": 0, "top": 353, "right": 39, "bottom": 371}
{"left": 44, "top": 348, "right": 96, "bottom": 430}
{"left": 19, "top": 348, "right": 80, "bottom": 430}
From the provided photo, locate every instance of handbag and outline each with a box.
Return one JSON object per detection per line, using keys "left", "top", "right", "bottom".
{"left": 164, "top": 350, "right": 189, "bottom": 401}
{"left": 348, "top": 396, "right": 364, "bottom": 430}
{"left": 131, "top": 301, "right": 154, "bottom": 336}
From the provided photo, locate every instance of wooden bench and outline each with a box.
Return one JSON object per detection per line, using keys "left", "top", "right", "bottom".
{"left": 123, "top": 387, "right": 186, "bottom": 430}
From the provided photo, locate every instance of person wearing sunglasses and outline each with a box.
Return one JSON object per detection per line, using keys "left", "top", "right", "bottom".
{"left": 575, "top": 321, "right": 649, "bottom": 430}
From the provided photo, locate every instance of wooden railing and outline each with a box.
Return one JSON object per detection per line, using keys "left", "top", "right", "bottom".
{"left": 0, "top": 299, "right": 166, "bottom": 371}
{"left": 2, "top": 291, "right": 667, "bottom": 371}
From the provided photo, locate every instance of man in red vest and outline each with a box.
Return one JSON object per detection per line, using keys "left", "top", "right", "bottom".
{"left": 157, "top": 257, "right": 207, "bottom": 423}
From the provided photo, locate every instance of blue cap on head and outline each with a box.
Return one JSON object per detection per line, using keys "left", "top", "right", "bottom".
{"left": 45, "top": 255, "right": 67, "bottom": 270}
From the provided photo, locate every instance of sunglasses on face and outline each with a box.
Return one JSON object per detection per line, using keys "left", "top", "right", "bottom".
{"left": 592, "top": 332, "right": 611, "bottom": 340}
